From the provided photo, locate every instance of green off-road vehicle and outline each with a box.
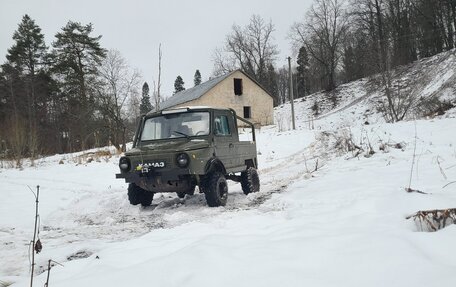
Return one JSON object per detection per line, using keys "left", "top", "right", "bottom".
{"left": 116, "top": 106, "right": 260, "bottom": 207}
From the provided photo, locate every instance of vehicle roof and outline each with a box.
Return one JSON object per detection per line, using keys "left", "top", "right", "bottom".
{"left": 146, "top": 106, "right": 232, "bottom": 117}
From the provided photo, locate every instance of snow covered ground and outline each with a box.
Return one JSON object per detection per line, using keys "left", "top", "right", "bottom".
{"left": 1, "top": 52, "right": 456, "bottom": 286}
{"left": 2, "top": 113, "right": 456, "bottom": 286}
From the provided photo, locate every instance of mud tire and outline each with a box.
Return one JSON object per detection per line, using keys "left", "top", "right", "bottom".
{"left": 204, "top": 172, "right": 228, "bottom": 207}
{"left": 176, "top": 185, "right": 195, "bottom": 199}
{"left": 128, "top": 183, "right": 154, "bottom": 206}
{"left": 241, "top": 167, "right": 260, "bottom": 195}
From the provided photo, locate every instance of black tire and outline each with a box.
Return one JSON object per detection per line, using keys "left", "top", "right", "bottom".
{"left": 187, "top": 185, "right": 195, "bottom": 196}
{"left": 198, "top": 178, "right": 208, "bottom": 194}
{"left": 176, "top": 185, "right": 195, "bottom": 198}
{"left": 204, "top": 172, "right": 228, "bottom": 207}
{"left": 241, "top": 167, "right": 260, "bottom": 195}
{"left": 128, "top": 183, "right": 154, "bottom": 206}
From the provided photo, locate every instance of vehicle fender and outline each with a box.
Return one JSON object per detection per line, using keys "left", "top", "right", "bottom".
{"left": 205, "top": 157, "right": 227, "bottom": 175}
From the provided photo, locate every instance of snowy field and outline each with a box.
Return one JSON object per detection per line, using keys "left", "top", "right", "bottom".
{"left": 1, "top": 73, "right": 456, "bottom": 286}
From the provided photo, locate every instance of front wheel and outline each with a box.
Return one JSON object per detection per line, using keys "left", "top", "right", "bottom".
{"left": 128, "top": 183, "right": 154, "bottom": 206}
{"left": 241, "top": 167, "right": 260, "bottom": 195}
{"left": 204, "top": 172, "right": 228, "bottom": 207}
{"left": 176, "top": 185, "right": 196, "bottom": 199}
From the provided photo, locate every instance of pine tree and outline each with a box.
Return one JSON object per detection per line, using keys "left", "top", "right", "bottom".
{"left": 296, "top": 46, "right": 309, "bottom": 98}
{"left": 6, "top": 15, "right": 48, "bottom": 75}
{"left": 140, "top": 82, "right": 152, "bottom": 114}
{"left": 174, "top": 76, "right": 185, "bottom": 94}
{"left": 194, "top": 69, "right": 202, "bottom": 86}
{"left": 2, "top": 14, "right": 50, "bottom": 159}
{"left": 52, "top": 21, "right": 107, "bottom": 150}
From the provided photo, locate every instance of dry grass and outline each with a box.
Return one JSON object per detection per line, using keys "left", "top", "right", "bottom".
{"left": 73, "top": 150, "right": 113, "bottom": 164}
{"left": 0, "top": 280, "right": 13, "bottom": 286}
{"left": 407, "top": 208, "right": 456, "bottom": 232}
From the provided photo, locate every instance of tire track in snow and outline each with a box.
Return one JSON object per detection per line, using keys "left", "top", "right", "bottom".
{"left": 54, "top": 142, "right": 321, "bottom": 244}
{"left": 35, "top": 144, "right": 320, "bottom": 262}
{"left": 1, "top": 137, "right": 327, "bottom": 277}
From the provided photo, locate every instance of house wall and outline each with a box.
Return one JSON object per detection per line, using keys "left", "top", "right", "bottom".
{"left": 173, "top": 70, "right": 274, "bottom": 126}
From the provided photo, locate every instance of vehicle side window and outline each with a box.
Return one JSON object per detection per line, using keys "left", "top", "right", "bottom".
{"left": 214, "top": 115, "right": 231, "bottom": 136}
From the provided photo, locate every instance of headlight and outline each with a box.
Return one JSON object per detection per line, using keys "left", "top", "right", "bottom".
{"left": 119, "top": 157, "right": 131, "bottom": 172}
{"left": 176, "top": 153, "right": 189, "bottom": 168}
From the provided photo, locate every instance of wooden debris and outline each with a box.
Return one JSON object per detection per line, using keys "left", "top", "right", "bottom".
{"left": 406, "top": 208, "right": 456, "bottom": 232}
{"left": 404, "top": 187, "right": 428, "bottom": 194}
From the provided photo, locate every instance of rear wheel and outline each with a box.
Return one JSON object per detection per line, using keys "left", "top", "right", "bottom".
{"left": 128, "top": 183, "right": 154, "bottom": 206}
{"left": 204, "top": 172, "right": 228, "bottom": 207}
{"left": 241, "top": 167, "right": 260, "bottom": 195}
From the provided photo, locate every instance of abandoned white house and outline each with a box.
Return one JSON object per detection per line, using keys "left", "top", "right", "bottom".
{"left": 160, "top": 70, "right": 274, "bottom": 126}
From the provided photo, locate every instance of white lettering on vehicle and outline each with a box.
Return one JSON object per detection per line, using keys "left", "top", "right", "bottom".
{"left": 140, "top": 162, "right": 165, "bottom": 169}
{"left": 138, "top": 162, "right": 165, "bottom": 173}
{"left": 144, "top": 162, "right": 164, "bottom": 168}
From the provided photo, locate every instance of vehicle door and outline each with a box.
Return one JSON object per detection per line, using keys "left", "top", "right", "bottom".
{"left": 213, "top": 111, "right": 236, "bottom": 169}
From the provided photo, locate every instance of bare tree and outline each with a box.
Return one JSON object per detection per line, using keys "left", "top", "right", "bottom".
{"left": 127, "top": 85, "right": 141, "bottom": 126}
{"left": 372, "top": 0, "right": 401, "bottom": 121}
{"left": 212, "top": 47, "right": 236, "bottom": 76}
{"left": 350, "top": 0, "right": 414, "bottom": 122}
{"left": 212, "top": 14, "right": 279, "bottom": 87}
{"left": 98, "top": 49, "right": 141, "bottom": 152}
{"left": 291, "top": 0, "right": 349, "bottom": 91}
{"left": 276, "top": 66, "right": 290, "bottom": 105}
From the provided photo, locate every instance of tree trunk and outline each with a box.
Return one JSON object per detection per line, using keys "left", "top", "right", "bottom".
{"left": 122, "top": 126, "right": 126, "bottom": 152}
{"left": 375, "top": 0, "right": 398, "bottom": 122}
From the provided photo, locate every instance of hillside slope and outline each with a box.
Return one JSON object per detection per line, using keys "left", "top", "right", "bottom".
{"left": 276, "top": 48, "right": 456, "bottom": 130}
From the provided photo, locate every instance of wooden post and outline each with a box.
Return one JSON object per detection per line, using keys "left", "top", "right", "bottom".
{"left": 44, "top": 260, "right": 51, "bottom": 287}
{"left": 30, "top": 185, "right": 40, "bottom": 287}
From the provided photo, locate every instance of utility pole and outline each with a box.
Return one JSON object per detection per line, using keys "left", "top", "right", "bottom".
{"left": 288, "top": 57, "right": 296, "bottom": 130}
{"left": 156, "top": 43, "right": 162, "bottom": 112}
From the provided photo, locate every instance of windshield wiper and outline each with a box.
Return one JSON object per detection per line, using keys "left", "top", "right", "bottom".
{"left": 172, "top": 130, "right": 190, "bottom": 139}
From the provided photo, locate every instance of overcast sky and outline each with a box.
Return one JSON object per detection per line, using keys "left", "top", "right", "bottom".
{"left": 0, "top": 0, "right": 312, "bottom": 98}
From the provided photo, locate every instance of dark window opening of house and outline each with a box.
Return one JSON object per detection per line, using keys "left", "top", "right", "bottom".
{"left": 243, "top": 106, "right": 251, "bottom": 119}
{"left": 234, "top": 78, "right": 243, "bottom": 95}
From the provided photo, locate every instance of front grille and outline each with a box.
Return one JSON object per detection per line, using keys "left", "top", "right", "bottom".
{"left": 131, "top": 154, "right": 176, "bottom": 171}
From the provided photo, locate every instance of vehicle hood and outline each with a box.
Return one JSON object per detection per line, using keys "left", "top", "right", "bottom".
{"left": 126, "top": 139, "right": 210, "bottom": 155}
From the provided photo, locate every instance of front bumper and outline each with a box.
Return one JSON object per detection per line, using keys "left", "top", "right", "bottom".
{"left": 116, "top": 167, "right": 195, "bottom": 193}
{"left": 116, "top": 167, "right": 191, "bottom": 183}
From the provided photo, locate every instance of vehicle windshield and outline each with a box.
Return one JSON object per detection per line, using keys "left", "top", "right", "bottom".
{"left": 140, "top": 111, "right": 210, "bottom": 141}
